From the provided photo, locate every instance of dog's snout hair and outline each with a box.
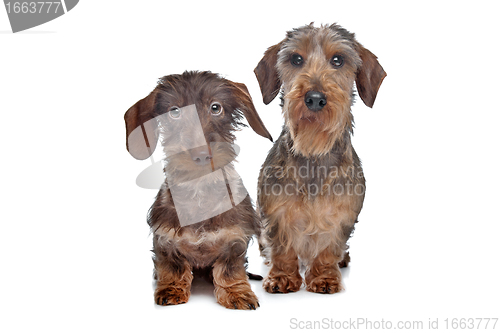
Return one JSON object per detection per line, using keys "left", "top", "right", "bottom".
{"left": 254, "top": 23, "right": 386, "bottom": 294}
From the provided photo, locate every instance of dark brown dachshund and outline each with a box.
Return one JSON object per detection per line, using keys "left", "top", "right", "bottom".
{"left": 124, "top": 71, "right": 272, "bottom": 309}
{"left": 254, "top": 23, "right": 386, "bottom": 294}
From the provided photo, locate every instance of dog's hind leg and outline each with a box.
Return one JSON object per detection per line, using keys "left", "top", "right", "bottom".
{"left": 338, "top": 251, "right": 350, "bottom": 268}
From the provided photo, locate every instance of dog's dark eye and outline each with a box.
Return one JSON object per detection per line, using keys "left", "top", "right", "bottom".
{"left": 210, "top": 102, "right": 223, "bottom": 116}
{"left": 331, "top": 55, "right": 344, "bottom": 68}
{"left": 169, "top": 106, "right": 181, "bottom": 119}
{"left": 290, "top": 53, "right": 304, "bottom": 67}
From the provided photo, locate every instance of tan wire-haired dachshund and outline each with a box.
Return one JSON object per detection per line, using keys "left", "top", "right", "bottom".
{"left": 254, "top": 23, "right": 386, "bottom": 294}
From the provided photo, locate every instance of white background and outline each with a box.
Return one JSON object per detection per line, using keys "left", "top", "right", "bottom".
{"left": 1, "top": 1, "right": 499, "bottom": 332}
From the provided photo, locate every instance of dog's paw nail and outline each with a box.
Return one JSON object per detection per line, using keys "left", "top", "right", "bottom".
{"left": 233, "top": 302, "right": 238, "bottom": 309}
{"left": 249, "top": 303, "right": 256, "bottom": 310}
{"left": 272, "top": 285, "right": 280, "bottom": 293}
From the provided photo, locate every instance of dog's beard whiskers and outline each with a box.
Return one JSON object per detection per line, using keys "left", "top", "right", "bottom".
{"left": 283, "top": 88, "right": 353, "bottom": 157}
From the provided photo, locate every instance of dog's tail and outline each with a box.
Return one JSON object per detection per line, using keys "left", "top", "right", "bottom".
{"left": 194, "top": 267, "right": 263, "bottom": 281}
{"left": 247, "top": 272, "right": 263, "bottom": 281}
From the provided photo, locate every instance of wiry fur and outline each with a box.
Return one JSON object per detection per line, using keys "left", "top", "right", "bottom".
{"left": 254, "top": 23, "right": 386, "bottom": 294}
{"left": 124, "top": 71, "right": 272, "bottom": 309}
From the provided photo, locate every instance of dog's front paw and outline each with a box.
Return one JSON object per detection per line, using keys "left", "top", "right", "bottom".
{"left": 215, "top": 285, "right": 260, "bottom": 310}
{"left": 154, "top": 285, "right": 190, "bottom": 306}
{"left": 306, "top": 275, "right": 343, "bottom": 294}
{"left": 263, "top": 273, "right": 302, "bottom": 293}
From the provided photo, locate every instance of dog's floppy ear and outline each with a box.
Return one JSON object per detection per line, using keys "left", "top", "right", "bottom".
{"left": 355, "top": 45, "right": 387, "bottom": 108}
{"left": 254, "top": 42, "right": 283, "bottom": 105}
{"left": 230, "top": 81, "right": 273, "bottom": 142}
{"left": 124, "top": 91, "right": 159, "bottom": 160}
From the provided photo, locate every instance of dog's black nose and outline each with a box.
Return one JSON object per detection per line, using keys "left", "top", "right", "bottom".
{"left": 304, "top": 91, "right": 327, "bottom": 111}
{"left": 190, "top": 146, "right": 212, "bottom": 166}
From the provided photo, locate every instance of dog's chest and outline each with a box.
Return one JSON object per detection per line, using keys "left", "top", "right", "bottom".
{"left": 156, "top": 224, "right": 247, "bottom": 265}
